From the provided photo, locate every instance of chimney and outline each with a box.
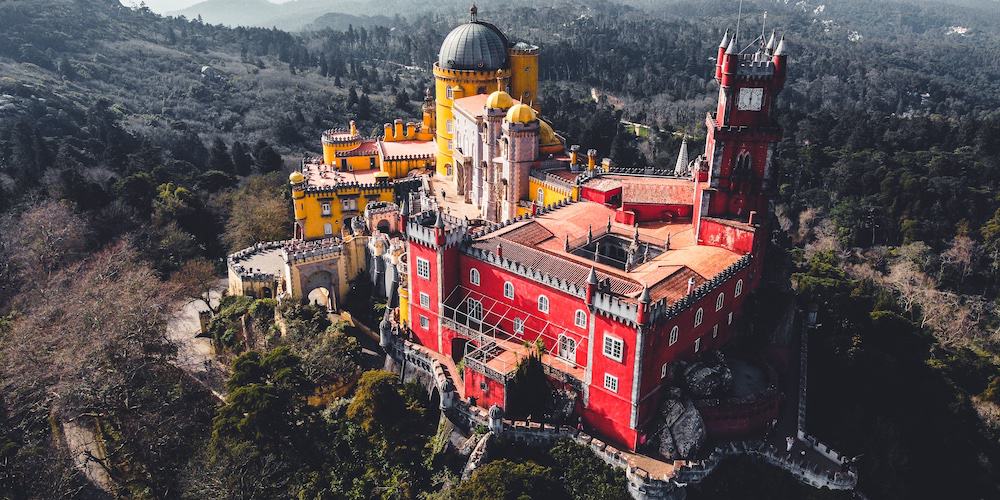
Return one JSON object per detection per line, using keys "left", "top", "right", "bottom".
{"left": 383, "top": 122, "right": 393, "bottom": 139}
{"left": 394, "top": 119, "right": 404, "bottom": 139}
{"left": 686, "top": 276, "right": 696, "bottom": 295}
{"left": 406, "top": 122, "right": 416, "bottom": 138}
{"left": 496, "top": 242, "right": 503, "bottom": 259}
{"left": 601, "top": 158, "right": 612, "bottom": 172}
{"left": 570, "top": 145, "right": 580, "bottom": 165}
{"left": 587, "top": 149, "right": 597, "bottom": 171}
{"left": 748, "top": 210, "right": 757, "bottom": 226}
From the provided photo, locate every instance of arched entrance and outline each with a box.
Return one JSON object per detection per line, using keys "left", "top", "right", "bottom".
{"left": 376, "top": 219, "right": 391, "bottom": 234}
{"left": 451, "top": 337, "right": 470, "bottom": 364}
{"left": 302, "top": 270, "right": 336, "bottom": 311}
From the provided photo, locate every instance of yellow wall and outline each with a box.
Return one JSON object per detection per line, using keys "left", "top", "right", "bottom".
{"left": 293, "top": 186, "right": 395, "bottom": 241}
{"left": 323, "top": 153, "right": 377, "bottom": 172}
{"left": 398, "top": 287, "right": 409, "bottom": 327}
{"left": 380, "top": 156, "right": 434, "bottom": 179}
{"left": 527, "top": 177, "right": 577, "bottom": 206}
{"left": 434, "top": 65, "right": 510, "bottom": 176}
{"left": 509, "top": 50, "right": 539, "bottom": 111}
{"left": 322, "top": 138, "right": 363, "bottom": 166}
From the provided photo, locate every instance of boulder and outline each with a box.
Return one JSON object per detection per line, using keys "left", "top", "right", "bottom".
{"left": 682, "top": 353, "right": 733, "bottom": 398}
{"left": 656, "top": 399, "right": 707, "bottom": 460}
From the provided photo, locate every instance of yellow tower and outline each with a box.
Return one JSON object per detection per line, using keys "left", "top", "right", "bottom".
{"left": 290, "top": 171, "right": 306, "bottom": 239}
{"left": 509, "top": 42, "right": 539, "bottom": 111}
{"left": 433, "top": 5, "right": 512, "bottom": 176}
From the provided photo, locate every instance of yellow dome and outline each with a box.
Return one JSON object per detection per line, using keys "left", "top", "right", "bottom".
{"left": 539, "top": 120, "right": 559, "bottom": 146}
{"left": 505, "top": 103, "right": 537, "bottom": 124}
{"left": 486, "top": 90, "right": 514, "bottom": 110}
{"left": 289, "top": 171, "right": 305, "bottom": 184}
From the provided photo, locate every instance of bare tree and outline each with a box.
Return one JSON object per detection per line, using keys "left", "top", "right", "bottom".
{"left": 172, "top": 257, "right": 222, "bottom": 315}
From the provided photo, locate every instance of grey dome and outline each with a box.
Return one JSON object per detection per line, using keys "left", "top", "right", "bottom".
{"left": 438, "top": 22, "right": 509, "bottom": 71}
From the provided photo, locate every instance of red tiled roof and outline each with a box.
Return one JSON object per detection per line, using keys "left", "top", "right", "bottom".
{"left": 502, "top": 221, "right": 554, "bottom": 247}
{"left": 335, "top": 139, "right": 379, "bottom": 157}
{"left": 379, "top": 140, "right": 437, "bottom": 160}
{"left": 582, "top": 177, "right": 622, "bottom": 192}
{"left": 621, "top": 179, "right": 694, "bottom": 205}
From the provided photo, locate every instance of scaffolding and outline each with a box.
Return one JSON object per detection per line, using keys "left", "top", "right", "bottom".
{"left": 441, "top": 285, "right": 588, "bottom": 385}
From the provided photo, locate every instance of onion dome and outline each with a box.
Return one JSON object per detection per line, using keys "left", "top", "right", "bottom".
{"left": 505, "top": 103, "right": 537, "bottom": 124}
{"left": 437, "top": 6, "right": 510, "bottom": 71}
{"left": 289, "top": 171, "right": 305, "bottom": 184}
{"left": 539, "top": 120, "right": 560, "bottom": 146}
{"left": 486, "top": 89, "right": 514, "bottom": 109}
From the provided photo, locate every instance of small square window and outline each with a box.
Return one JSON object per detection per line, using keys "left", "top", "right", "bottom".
{"left": 419, "top": 292, "right": 429, "bottom": 308}
{"left": 416, "top": 257, "right": 430, "bottom": 280}
{"left": 419, "top": 315, "right": 429, "bottom": 329}
{"left": 603, "top": 373, "right": 619, "bottom": 393}
{"left": 321, "top": 202, "right": 331, "bottom": 216}
{"left": 323, "top": 223, "right": 333, "bottom": 235}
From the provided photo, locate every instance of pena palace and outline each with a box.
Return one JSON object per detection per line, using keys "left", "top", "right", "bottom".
{"left": 225, "top": 8, "right": 861, "bottom": 495}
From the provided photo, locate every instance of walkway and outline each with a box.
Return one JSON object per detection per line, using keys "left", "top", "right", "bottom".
{"left": 165, "top": 279, "right": 228, "bottom": 400}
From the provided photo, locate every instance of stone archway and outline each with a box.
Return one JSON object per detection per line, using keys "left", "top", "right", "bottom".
{"left": 451, "top": 337, "right": 470, "bottom": 364}
{"left": 303, "top": 270, "right": 335, "bottom": 311}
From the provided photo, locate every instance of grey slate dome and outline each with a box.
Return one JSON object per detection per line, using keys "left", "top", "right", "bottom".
{"left": 437, "top": 21, "right": 510, "bottom": 71}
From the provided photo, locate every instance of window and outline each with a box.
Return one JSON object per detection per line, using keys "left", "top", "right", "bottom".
{"left": 694, "top": 337, "right": 702, "bottom": 352}
{"left": 467, "top": 299, "right": 483, "bottom": 322}
{"left": 503, "top": 281, "right": 514, "bottom": 299}
{"left": 416, "top": 257, "right": 430, "bottom": 280}
{"left": 536, "top": 187, "right": 545, "bottom": 204}
{"left": 446, "top": 87, "right": 453, "bottom": 99}
{"left": 712, "top": 324, "right": 719, "bottom": 338}
{"left": 735, "top": 279, "right": 744, "bottom": 297}
{"left": 604, "top": 373, "right": 619, "bottom": 393}
{"left": 323, "top": 223, "right": 333, "bottom": 235}
{"left": 694, "top": 307, "right": 704, "bottom": 327}
{"left": 728, "top": 312, "right": 733, "bottom": 325}
{"left": 538, "top": 295, "right": 549, "bottom": 313}
{"left": 340, "top": 158, "right": 348, "bottom": 170}
{"left": 558, "top": 335, "right": 577, "bottom": 361}
{"left": 321, "top": 202, "right": 331, "bottom": 216}
{"left": 342, "top": 198, "right": 358, "bottom": 211}
{"left": 716, "top": 293, "right": 725, "bottom": 311}
{"left": 669, "top": 326, "right": 679, "bottom": 346}
{"left": 469, "top": 268, "right": 480, "bottom": 286}
{"left": 574, "top": 309, "right": 587, "bottom": 328}
{"left": 419, "top": 292, "right": 429, "bottom": 308}
{"left": 419, "top": 315, "right": 429, "bottom": 329}
{"left": 602, "top": 334, "right": 624, "bottom": 362}
{"left": 446, "top": 119, "right": 453, "bottom": 133}
{"left": 513, "top": 317, "right": 525, "bottom": 334}
{"left": 661, "top": 362, "right": 668, "bottom": 379}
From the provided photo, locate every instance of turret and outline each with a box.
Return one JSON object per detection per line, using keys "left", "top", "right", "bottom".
{"left": 587, "top": 149, "right": 597, "bottom": 171}
{"left": 764, "top": 30, "right": 776, "bottom": 55}
{"left": 434, "top": 208, "right": 446, "bottom": 245}
{"left": 349, "top": 120, "right": 358, "bottom": 137}
{"left": 569, "top": 144, "right": 580, "bottom": 166}
{"left": 394, "top": 119, "right": 404, "bottom": 139}
{"left": 637, "top": 285, "right": 651, "bottom": 326}
{"left": 772, "top": 35, "right": 788, "bottom": 85}
{"left": 586, "top": 266, "right": 598, "bottom": 306}
{"left": 715, "top": 29, "right": 730, "bottom": 80}
{"left": 721, "top": 38, "right": 738, "bottom": 87}
{"left": 673, "top": 136, "right": 689, "bottom": 176}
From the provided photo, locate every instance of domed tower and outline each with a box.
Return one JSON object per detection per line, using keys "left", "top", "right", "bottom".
{"left": 500, "top": 103, "right": 539, "bottom": 221}
{"left": 434, "top": 5, "right": 512, "bottom": 177}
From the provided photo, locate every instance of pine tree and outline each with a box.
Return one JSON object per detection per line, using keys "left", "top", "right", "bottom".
{"left": 209, "top": 137, "right": 234, "bottom": 173}
{"left": 231, "top": 141, "right": 252, "bottom": 176}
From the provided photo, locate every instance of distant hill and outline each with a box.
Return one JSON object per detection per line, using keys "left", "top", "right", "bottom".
{"left": 170, "top": 0, "right": 426, "bottom": 30}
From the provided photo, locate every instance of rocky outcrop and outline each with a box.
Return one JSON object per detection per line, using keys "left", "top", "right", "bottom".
{"left": 656, "top": 397, "right": 706, "bottom": 460}
{"left": 681, "top": 351, "right": 733, "bottom": 399}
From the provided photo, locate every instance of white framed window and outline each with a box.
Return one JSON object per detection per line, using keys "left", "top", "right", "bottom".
{"left": 503, "top": 281, "right": 514, "bottom": 299}
{"left": 735, "top": 278, "right": 744, "bottom": 297}
{"left": 470, "top": 268, "right": 480, "bottom": 286}
{"left": 321, "top": 201, "right": 331, "bottom": 215}
{"left": 342, "top": 198, "right": 357, "bottom": 211}
{"left": 574, "top": 309, "right": 587, "bottom": 328}
{"left": 694, "top": 307, "right": 704, "bottom": 327}
{"left": 419, "top": 292, "right": 429, "bottom": 308}
{"left": 446, "top": 119, "right": 454, "bottom": 133}
{"left": 694, "top": 337, "right": 702, "bottom": 352}
{"left": 536, "top": 187, "right": 545, "bottom": 204}
{"left": 446, "top": 87, "right": 453, "bottom": 99}
{"left": 538, "top": 295, "right": 549, "bottom": 313}
{"left": 602, "top": 334, "right": 624, "bottom": 362}
{"left": 557, "top": 335, "right": 577, "bottom": 361}
{"left": 419, "top": 315, "right": 429, "bottom": 329}
{"left": 467, "top": 298, "right": 483, "bottom": 322}
{"left": 716, "top": 293, "right": 725, "bottom": 311}
{"left": 513, "top": 317, "right": 525, "bottom": 334}
{"left": 416, "top": 257, "right": 430, "bottom": 280}
{"left": 712, "top": 324, "right": 719, "bottom": 338}
{"left": 661, "top": 362, "right": 668, "bottom": 379}
{"left": 669, "top": 326, "right": 679, "bottom": 346}
{"left": 603, "top": 373, "right": 619, "bottom": 393}
{"left": 728, "top": 311, "right": 733, "bottom": 325}
{"left": 323, "top": 223, "right": 333, "bottom": 235}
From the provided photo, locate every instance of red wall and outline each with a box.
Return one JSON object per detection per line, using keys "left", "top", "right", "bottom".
{"left": 464, "top": 365, "right": 506, "bottom": 409}
{"left": 408, "top": 241, "right": 441, "bottom": 350}
{"left": 621, "top": 202, "right": 692, "bottom": 223}
{"left": 697, "top": 219, "right": 756, "bottom": 254}
{"left": 581, "top": 185, "right": 621, "bottom": 204}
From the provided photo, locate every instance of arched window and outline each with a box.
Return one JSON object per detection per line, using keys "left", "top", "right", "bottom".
{"left": 470, "top": 268, "right": 480, "bottom": 286}
{"left": 503, "top": 281, "right": 514, "bottom": 299}
{"left": 694, "top": 307, "right": 704, "bottom": 327}
{"left": 574, "top": 310, "right": 587, "bottom": 328}
{"left": 468, "top": 298, "right": 483, "bottom": 323}
{"left": 513, "top": 317, "right": 524, "bottom": 334}
{"left": 735, "top": 278, "right": 744, "bottom": 297}
{"left": 538, "top": 295, "right": 549, "bottom": 313}
{"left": 536, "top": 187, "right": 545, "bottom": 204}
{"left": 669, "top": 326, "right": 679, "bottom": 346}
{"left": 716, "top": 292, "right": 725, "bottom": 311}
{"left": 558, "top": 335, "right": 577, "bottom": 361}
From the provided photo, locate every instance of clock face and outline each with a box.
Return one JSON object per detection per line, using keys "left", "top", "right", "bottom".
{"left": 737, "top": 87, "right": 764, "bottom": 111}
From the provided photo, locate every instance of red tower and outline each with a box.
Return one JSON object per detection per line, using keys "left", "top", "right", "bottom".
{"left": 695, "top": 33, "right": 787, "bottom": 248}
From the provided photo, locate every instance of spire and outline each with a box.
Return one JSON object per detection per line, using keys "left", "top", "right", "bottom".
{"left": 587, "top": 266, "right": 598, "bottom": 285}
{"left": 639, "top": 284, "right": 651, "bottom": 304}
{"left": 774, "top": 35, "right": 787, "bottom": 56}
{"left": 719, "top": 28, "right": 731, "bottom": 49}
{"left": 673, "top": 136, "right": 689, "bottom": 176}
{"left": 435, "top": 210, "right": 445, "bottom": 228}
{"left": 726, "top": 37, "right": 738, "bottom": 55}
{"left": 401, "top": 195, "right": 410, "bottom": 216}
{"left": 765, "top": 29, "right": 776, "bottom": 52}
{"left": 470, "top": 3, "right": 478, "bottom": 22}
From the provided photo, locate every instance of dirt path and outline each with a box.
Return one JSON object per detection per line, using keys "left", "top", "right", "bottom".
{"left": 165, "top": 279, "right": 228, "bottom": 400}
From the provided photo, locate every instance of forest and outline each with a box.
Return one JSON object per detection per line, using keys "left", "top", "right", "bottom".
{"left": 2, "top": 0, "right": 1000, "bottom": 498}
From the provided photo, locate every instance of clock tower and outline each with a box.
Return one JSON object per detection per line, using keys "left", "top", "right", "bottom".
{"left": 694, "top": 30, "right": 788, "bottom": 247}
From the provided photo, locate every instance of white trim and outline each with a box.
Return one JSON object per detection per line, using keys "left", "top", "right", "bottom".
{"left": 669, "top": 326, "right": 679, "bottom": 346}
{"left": 503, "top": 281, "right": 514, "bottom": 299}
{"left": 602, "top": 334, "right": 624, "bottom": 362}
{"left": 603, "top": 373, "right": 619, "bottom": 393}
{"left": 416, "top": 257, "right": 430, "bottom": 280}
{"left": 470, "top": 268, "right": 480, "bottom": 286}
{"left": 735, "top": 278, "right": 744, "bottom": 297}
{"left": 419, "top": 315, "right": 429, "bottom": 329}
{"left": 537, "top": 294, "right": 549, "bottom": 313}
{"left": 715, "top": 292, "right": 725, "bottom": 311}
{"left": 574, "top": 309, "right": 587, "bottom": 328}
{"left": 694, "top": 307, "right": 704, "bottom": 327}
{"left": 419, "top": 292, "right": 429, "bottom": 308}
